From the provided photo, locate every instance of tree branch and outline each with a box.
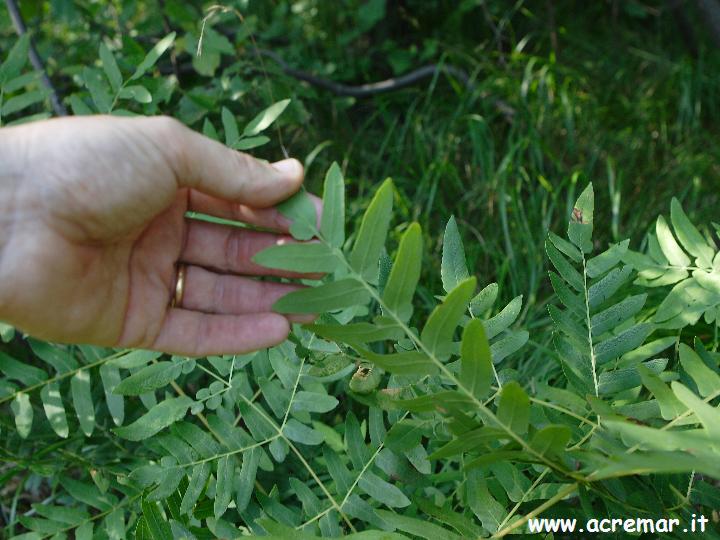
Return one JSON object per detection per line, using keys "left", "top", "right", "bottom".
{"left": 4, "top": 0, "right": 67, "bottom": 116}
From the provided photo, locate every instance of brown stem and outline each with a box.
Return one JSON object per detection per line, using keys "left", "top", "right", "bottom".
{"left": 4, "top": 0, "right": 67, "bottom": 116}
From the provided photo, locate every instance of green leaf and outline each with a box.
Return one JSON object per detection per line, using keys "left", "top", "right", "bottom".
{"left": 323, "top": 447, "right": 353, "bottom": 495}
{"left": 214, "top": 456, "right": 233, "bottom": 519}
{"left": 549, "top": 272, "right": 584, "bottom": 315}
{"left": 441, "top": 216, "right": 469, "bottom": 293}
{"left": 113, "top": 396, "right": 192, "bottom": 441}
{"left": 587, "top": 240, "right": 629, "bottom": 278}
{"left": 547, "top": 231, "right": 582, "bottom": 263}
{"left": 358, "top": 471, "right": 411, "bottom": 508}
{"left": 376, "top": 510, "right": 459, "bottom": 540}
{"left": 40, "top": 382, "right": 69, "bottom": 438}
{"left": 291, "top": 391, "right": 339, "bottom": 413}
{"left": 83, "top": 67, "right": 112, "bottom": 112}
{"left": 588, "top": 265, "right": 633, "bottom": 309}
{"left": 671, "top": 198, "right": 714, "bottom": 267}
{"left": 598, "top": 358, "right": 666, "bottom": 395}
{"left": 638, "top": 365, "right": 685, "bottom": 420}
{"left": 277, "top": 190, "right": 318, "bottom": 241}
{"left": 654, "top": 279, "right": 718, "bottom": 328}
{"left": 357, "top": 348, "right": 437, "bottom": 376}
{"left": 421, "top": 277, "right": 476, "bottom": 356}
{"left": 382, "top": 223, "right": 422, "bottom": 322}
{"left": 469, "top": 283, "right": 498, "bottom": 317}
{"left": 671, "top": 382, "right": 720, "bottom": 438}
{"left": 32, "top": 504, "right": 88, "bottom": 526}
{"left": 180, "top": 462, "right": 210, "bottom": 515}
{"left": 236, "top": 448, "right": 260, "bottom": 513}
{"left": 71, "top": 369, "right": 95, "bottom": 436}
{"left": 349, "top": 178, "right": 394, "bottom": 283}
{"left": 496, "top": 381, "right": 529, "bottom": 435}
{"left": 253, "top": 241, "right": 339, "bottom": 273}
{"left": 273, "top": 278, "right": 370, "bottom": 314}
{"left": 141, "top": 499, "right": 172, "bottom": 540}
{"left": 0, "top": 350, "right": 47, "bottom": 385}
{"left": 679, "top": 343, "right": 720, "bottom": 398}
{"left": 11, "top": 392, "right": 33, "bottom": 438}
{"left": 530, "top": 425, "right": 571, "bottom": 457}
{"left": 283, "top": 419, "right": 323, "bottom": 445}
{"left": 108, "top": 349, "right": 161, "bottom": 369}
{"left": 104, "top": 508, "right": 124, "bottom": 540}
{"left": 567, "top": 183, "right": 594, "bottom": 253}
{"left": 201, "top": 118, "right": 218, "bottom": 140}
{"left": 395, "top": 391, "right": 475, "bottom": 413}
{"left": 29, "top": 340, "right": 78, "bottom": 373}
{"left": 320, "top": 162, "right": 346, "bottom": 247}
{"left": 118, "top": 84, "right": 152, "bottom": 103}
{"left": 307, "top": 321, "right": 402, "bottom": 343}
{"left": 656, "top": 214, "right": 690, "bottom": 267}
{"left": 590, "top": 294, "right": 646, "bottom": 337}
{"left": 131, "top": 32, "right": 176, "bottom": 80}
{"left": 429, "top": 427, "right": 506, "bottom": 459}
{"left": 100, "top": 364, "right": 124, "bottom": 425}
{"left": 232, "top": 135, "right": 270, "bottom": 150}
{"left": 384, "top": 420, "right": 425, "bottom": 453}
{"left": 99, "top": 42, "right": 122, "bottom": 92}
{"left": 484, "top": 295, "right": 523, "bottom": 339}
{"left": 61, "top": 478, "right": 115, "bottom": 511}
{"left": 460, "top": 319, "right": 492, "bottom": 399}
{"left": 69, "top": 94, "right": 93, "bottom": 115}
{"left": 619, "top": 336, "right": 676, "bottom": 367}
{"left": 594, "top": 323, "right": 654, "bottom": 365}
{"left": 345, "top": 412, "right": 370, "bottom": 467}
{"left": 467, "top": 471, "right": 507, "bottom": 534}
{"left": 0, "top": 35, "right": 30, "bottom": 84}
{"left": 546, "top": 240, "right": 584, "bottom": 291}
{"left": 114, "top": 361, "right": 181, "bottom": 395}
{"left": 221, "top": 107, "right": 239, "bottom": 146}
{"left": 243, "top": 98, "right": 291, "bottom": 136}
{"left": 489, "top": 330, "right": 529, "bottom": 364}
{"left": 1, "top": 90, "right": 46, "bottom": 116}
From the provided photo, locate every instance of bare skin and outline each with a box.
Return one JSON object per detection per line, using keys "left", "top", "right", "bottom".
{"left": 0, "top": 115, "right": 318, "bottom": 356}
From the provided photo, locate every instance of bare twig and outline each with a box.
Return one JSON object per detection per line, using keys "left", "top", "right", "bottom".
{"left": 257, "top": 48, "right": 472, "bottom": 98}
{"left": 4, "top": 0, "right": 67, "bottom": 116}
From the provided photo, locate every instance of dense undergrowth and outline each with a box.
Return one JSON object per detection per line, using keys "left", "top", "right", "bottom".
{"left": 1, "top": 1, "right": 720, "bottom": 538}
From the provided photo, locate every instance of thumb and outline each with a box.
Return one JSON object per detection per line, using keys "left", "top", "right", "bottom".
{"left": 151, "top": 116, "right": 304, "bottom": 207}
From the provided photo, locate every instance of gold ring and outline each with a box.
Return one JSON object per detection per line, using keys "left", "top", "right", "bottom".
{"left": 171, "top": 264, "right": 186, "bottom": 308}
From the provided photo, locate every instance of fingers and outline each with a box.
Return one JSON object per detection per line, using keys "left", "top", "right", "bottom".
{"left": 181, "top": 220, "right": 321, "bottom": 279}
{"left": 181, "top": 265, "right": 314, "bottom": 323}
{"left": 188, "top": 190, "right": 324, "bottom": 233}
{"left": 149, "top": 116, "right": 304, "bottom": 207}
{"left": 152, "top": 310, "right": 291, "bottom": 356}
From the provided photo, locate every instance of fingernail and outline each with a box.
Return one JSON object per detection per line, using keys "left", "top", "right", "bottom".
{"left": 272, "top": 158, "right": 303, "bottom": 179}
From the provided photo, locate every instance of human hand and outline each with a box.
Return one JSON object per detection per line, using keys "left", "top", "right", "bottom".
{"left": 0, "top": 115, "right": 318, "bottom": 356}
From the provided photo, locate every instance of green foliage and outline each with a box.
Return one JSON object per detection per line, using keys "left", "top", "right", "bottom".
{"left": 624, "top": 198, "right": 720, "bottom": 328}
{"left": 2, "top": 2, "right": 720, "bottom": 538}
{"left": 4, "top": 157, "right": 719, "bottom": 537}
